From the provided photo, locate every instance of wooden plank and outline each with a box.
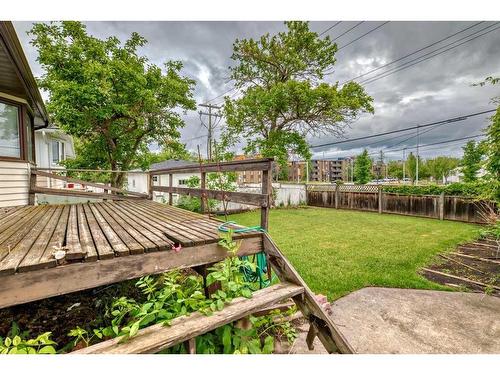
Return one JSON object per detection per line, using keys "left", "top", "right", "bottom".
{"left": 152, "top": 186, "right": 268, "bottom": 207}
{"left": 132, "top": 201, "right": 220, "bottom": 242}
{"left": 421, "top": 268, "right": 500, "bottom": 291}
{"left": 17, "top": 206, "right": 64, "bottom": 272}
{"left": 93, "top": 203, "right": 144, "bottom": 255}
{"left": 0, "top": 207, "right": 49, "bottom": 261}
{"left": 0, "top": 206, "right": 57, "bottom": 275}
{"left": 72, "top": 282, "right": 303, "bottom": 354}
{"left": 99, "top": 202, "right": 156, "bottom": 253}
{"left": 104, "top": 202, "right": 172, "bottom": 251}
{"left": 114, "top": 201, "right": 196, "bottom": 246}
{"left": 83, "top": 204, "right": 114, "bottom": 260}
{"left": 263, "top": 233, "right": 354, "bottom": 354}
{"left": 0, "top": 236, "right": 263, "bottom": 309}
{"left": 34, "top": 170, "right": 149, "bottom": 198}
{"left": 450, "top": 252, "right": 500, "bottom": 265}
{"left": 152, "top": 158, "right": 273, "bottom": 175}
{"left": 30, "top": 187, "right": 143, "bottom": 201}
{"left": 0, "top": 206, "right": 34, "bottom": 232}
{"left": 89, "top": 204, "right": 129, "bottom": 257}
{"left": 37, "top": 205, "right": 71, "bottom": 268}
{"left": 65, "top": 205, "right": 85, "bottom": 260}
{"left": 76, "top": 204, "right": 98, "bottom": 262}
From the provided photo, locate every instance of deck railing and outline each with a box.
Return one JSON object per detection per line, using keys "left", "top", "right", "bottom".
{"left": 29, "top": 168, "right": 149, "bottom": 204}
{"left": 28, "top": 158, "right": 275, "bottom": 229}
{"left": 150, "top": 158, "right": 274, "bottom": 229}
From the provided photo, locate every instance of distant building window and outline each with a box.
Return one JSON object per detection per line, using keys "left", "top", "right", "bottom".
{"left": 152, "top": 176, "right": 158, "bottom": 182}
{"left": 178, "top": 179, "right": 188, "bottom": 186}
{"left": 132, "top": 179, "right": 136, "bottom": 188}
{"left": 0, "top": 102, "right": 20, "bottom": 158}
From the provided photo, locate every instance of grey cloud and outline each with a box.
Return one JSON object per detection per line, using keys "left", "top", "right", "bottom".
{"left": 13, "top": 21, "right": 500, "bottom": 160}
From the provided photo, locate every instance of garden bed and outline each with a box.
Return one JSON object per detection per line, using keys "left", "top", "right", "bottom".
{"left": 421, "top": 236, "right": 499, "bottom": 296}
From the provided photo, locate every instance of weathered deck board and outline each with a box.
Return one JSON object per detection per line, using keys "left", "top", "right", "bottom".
{"left": 18, "top": 206, "right": 64, "bottom": 272}
{"left": 66, "top": 205, "right": 84, "bottom": 260}
{"left": 0, "top": 206, "right": 56, "bottom": 275}
{"left": 76, "top": 204, "right": 98, "bottom": 262}
{"left": 106, "top": 202, "right": 172, "bottom": 251}
{"left": 83, "top": 204, "right": 115, "bottom": 260}
{"left": 0, "top": 201, "right": 255, "bottom": 276}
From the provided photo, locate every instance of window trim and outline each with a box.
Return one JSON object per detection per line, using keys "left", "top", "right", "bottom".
{"left": 0, "top": 97, "right": 24, "bottom": 162}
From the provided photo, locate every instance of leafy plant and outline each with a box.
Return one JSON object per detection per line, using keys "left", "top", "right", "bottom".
{"left": 0, "top": 327, "right": 57, "bottom": 354}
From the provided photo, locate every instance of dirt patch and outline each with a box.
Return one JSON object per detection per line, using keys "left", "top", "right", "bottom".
{"left": 421, "top": 236, "right": 499, "bottom": 296}
{"left": 0, "top": 279, "right": 142, "bottom": 350}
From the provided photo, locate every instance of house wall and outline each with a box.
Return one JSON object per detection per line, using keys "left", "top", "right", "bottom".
{"left": 34, "top": 130, "right": 75, "bottom": 188}
{"left": 127, "top": 171, "right": 201, "bottom": 202}
{"left": 0, "top": 160, "right": 30, "bottom": 207}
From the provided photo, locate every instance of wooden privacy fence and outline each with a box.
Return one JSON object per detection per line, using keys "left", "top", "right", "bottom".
{"left": 307, "top": 184, "right": 497, "bottom": 224}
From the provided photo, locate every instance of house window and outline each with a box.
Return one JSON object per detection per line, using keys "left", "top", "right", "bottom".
{"left": 0, "top": 101, "right": 20, "bottom": 158}
{"left": 152, "top": 176, "right": 158, "bottom": 182}
{"left": 132, "top": 179, "right": 136, "bottom": 188}
{"left": 178, "top": 179, "right": 188, "bottom": 186}
{"left": 51, "top": 140, "right": 65, "bottom": 164}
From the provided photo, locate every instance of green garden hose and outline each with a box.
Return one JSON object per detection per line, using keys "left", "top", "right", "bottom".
{"left": 217, "top": 221, "right": 273, "bottom": 289}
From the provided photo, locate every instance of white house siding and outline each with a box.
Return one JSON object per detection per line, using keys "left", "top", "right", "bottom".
{"left": 0, "top": 160, "right": 30, "bottom": 208}
{"left": 127, "top": 171, "right": 201, "bottom": 203}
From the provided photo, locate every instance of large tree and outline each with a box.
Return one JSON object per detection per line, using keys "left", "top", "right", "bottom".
{"left": 476, "top": 76, "right": 500, "bottom": 180}
{"left": 354, "top": 149, "right": 372, "bottom": 184}
{"left": 223, "top": 21, "right": 374, "bottom": 167}
{"left": 461, "top": 140, "right": 484, "bottom": 182}
{"left": 29, "top": 21, "right": 196, "bottom": 187}
{"left": 426, "top": 156, "right": 459, "bottom": 183}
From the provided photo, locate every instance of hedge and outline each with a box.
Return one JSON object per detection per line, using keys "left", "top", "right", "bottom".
{"left": 382, "top": 181, "right": 500, "bottom": 202}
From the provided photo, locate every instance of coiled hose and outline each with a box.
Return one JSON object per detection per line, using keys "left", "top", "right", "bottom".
{"left": 217, "top": 221, "right": 273, "bottom": 289}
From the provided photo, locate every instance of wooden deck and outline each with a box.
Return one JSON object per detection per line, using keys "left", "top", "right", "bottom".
{"left": 0, "top": 201, "right": 263, "bottom": 308}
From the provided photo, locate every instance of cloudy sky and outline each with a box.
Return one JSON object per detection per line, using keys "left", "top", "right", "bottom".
{"left": 13, "top": 21, "right": 500, "bottom": 161}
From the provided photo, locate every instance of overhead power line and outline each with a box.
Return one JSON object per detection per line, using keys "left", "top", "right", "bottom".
{"left": 309, "top": 109, "right": 496, "bottom": 149}
{"left": 341, "top": 21, "right": 485, "bottom": 84}
{"left": 360, "top": 22, "right": 500, "bottom": 86}
{"left": 368, "top": 134, "right": 485, "bottom": 156}
{"left": 337, "top": 21, "right": 390, "bottom": 51}
{"left": 331, "top": 21, "right": 365, "bottom": 42}
{"left": 319, "top": 21, "right": 342, "bottom": 36}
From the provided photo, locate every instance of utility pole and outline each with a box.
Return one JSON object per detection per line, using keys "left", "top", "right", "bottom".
{"left": 416, "top": 126, "right": 420, "bottom": 185}
{"left": 402, "top": 148, "right": 406, "bottom": 182}
{"left": 199, "top": 103, "right": 222, "bottom": 161}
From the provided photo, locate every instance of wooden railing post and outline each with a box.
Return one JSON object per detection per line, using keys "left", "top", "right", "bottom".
{"left": 260, "top": 163, "right": 273, "bottom": 230}
{"left": 335, "top": 183, "right": 339, "bottom": 209}
{"left": 28, "top": 170, "right": 37, "bottom": 205}
{"left": 200, "top": 172, "right": 206, "bottom": 214}
{"left": 148, "top": 173, "right": 154, "bottom": 200}
{"left": 439, "top": 192, "right": 445, "bottom": 220}
{"left": 378, "top": 186, "right": 383, "bottom": 214}
{"left": 168, "top": 173, "right": 173, "bottom": 205}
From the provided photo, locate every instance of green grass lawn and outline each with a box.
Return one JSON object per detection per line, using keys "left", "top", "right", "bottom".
{"left": 228, "top": 207, "right": 481, "bottom": 300}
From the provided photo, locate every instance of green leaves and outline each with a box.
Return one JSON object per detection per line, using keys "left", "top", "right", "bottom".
{"left": 223, "top": 21, "right": 373, "bottom": 168}
{"left": 0, "top": 332, "right": 57, "bottom": 354}
{"left": 354, "top": 149, "right": 372, "bottom": 184}
{"left": 29, "top": 21, "right": 196, "bottom": 185}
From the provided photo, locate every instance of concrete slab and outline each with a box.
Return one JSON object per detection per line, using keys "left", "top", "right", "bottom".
{"left": 330, "top": 287, "right": 500, "bottom": 354}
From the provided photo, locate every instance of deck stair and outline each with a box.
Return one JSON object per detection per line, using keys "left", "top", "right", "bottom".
{"left": 73, "top": 282, "right": 304, "bottom": 354}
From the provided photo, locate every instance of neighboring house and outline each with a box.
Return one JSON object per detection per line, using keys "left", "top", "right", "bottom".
{"left": 447, "top": 167, "right": 486, "bottom": 184}
{"left": 0, "top": 22, "right": 50, "bottom": 208}
{"left": 234, "top": 154, "right": 262, "bottom": 185}
{"left": 128, "top": 159, "right": 200, "bottom": 203}
{"left": 34, "top": 126, "right": 75, "bottom": 188}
